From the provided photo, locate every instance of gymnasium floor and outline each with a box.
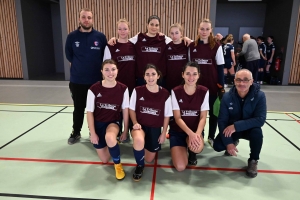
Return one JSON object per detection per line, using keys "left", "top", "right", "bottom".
{"left": 0, "top": 80, "right": 299, "bottom": 200}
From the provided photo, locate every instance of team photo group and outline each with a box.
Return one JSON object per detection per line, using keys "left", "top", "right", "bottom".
{"left": 65, "top": 8, "right": 267, "bottom": 182}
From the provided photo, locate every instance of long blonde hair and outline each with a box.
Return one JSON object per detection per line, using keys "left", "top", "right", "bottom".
{"left": 195, "top": 19, "right": 216, "bottom": 50}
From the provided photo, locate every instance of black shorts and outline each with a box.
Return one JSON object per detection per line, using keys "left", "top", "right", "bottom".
{"left": 259, "top": 60, "right": 266, "bottom": 69}
{"left": 142, "top": 125, "right": 162, "bottom": 152}
{"left": 224, "top": 61, "right": 233, "bottom": 69}
{"left": 169, "top": 129, "right": 188, "bottom": 148}
{"left": 93, "top": 120, "right": 121, "bottom": 149}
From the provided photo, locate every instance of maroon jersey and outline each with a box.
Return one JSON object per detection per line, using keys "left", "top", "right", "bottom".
{"left": 134, "top": 85, "right": 170, "bottom": 127}
{"left": 131, "top": 33, "right": 168, "bottom": 78}
{"left": 165, "top": 40, "right": 188, "bottom": 91}
{"left": 106, "top": 42, "right": 136, "bottom": 94}
{"left": 189, "top": 42, "right": 220, "bottom": 96}
{"left": 170, "top": 85, "right": 208, "bottom": 132}
{"left": 89, "top": 81, "right": 128, "bottom": 122}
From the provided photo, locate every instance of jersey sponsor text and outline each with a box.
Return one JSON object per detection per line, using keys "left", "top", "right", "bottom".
{"left": 181, "top": 110, "right": 199, "bottom": 116}
{"left": 168, "top": 54, "right": 187, "bottom": 60}
{"left": 140, "top": 106, "right": 161, "bottom": 116}
{"left": 194, "top": 58, "right": 212, "bottom": 65}
{"left": 117, "top": 55, "right": 135, "bottom": 62}
{"left": 141, "top": 46, "right": 161, "bottom": 53}
{"left": 97, "top": 102, "right": 119, "bottom": 111}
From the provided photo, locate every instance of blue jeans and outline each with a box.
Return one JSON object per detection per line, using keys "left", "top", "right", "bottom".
{"left": 213, "top": 127, "right": 263, "bottom": 160}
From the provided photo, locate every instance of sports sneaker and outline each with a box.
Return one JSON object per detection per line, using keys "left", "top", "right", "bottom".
{"left": 132, "top": 165, "right": 144, "bottom": 181}
{"left": 224, "top": 139, "right": 239, "bottom": 156}
{"left": 114, "top": 163, "right": 125, "bottom": 180}
{"left": 207, "top": 137, "right": 214, "bottom": 148}
{"left": 68, "top": 130, "right": 81, "bottom": 145}
{"left": 246, "top": 160, "right": 258, "bottom": 178}
{"left": 188, "top": 151, "right": 197, "bottom": 165}
{"left": 121, "top": 133, "right": 131, "bottom": 143}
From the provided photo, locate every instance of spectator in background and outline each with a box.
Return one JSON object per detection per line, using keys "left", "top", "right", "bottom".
{"left": 257, "top": 36, "right": 267, "bottom": 84}
{"left": 236, "top": 34, "right": 260, "bottom": 82}
{"left": 265, "top": 36, "right": 275, "bottom": 83}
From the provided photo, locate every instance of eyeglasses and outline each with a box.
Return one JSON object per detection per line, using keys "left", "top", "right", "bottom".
{"left": 234, "top": 78, "right": 252, "bottom": 83}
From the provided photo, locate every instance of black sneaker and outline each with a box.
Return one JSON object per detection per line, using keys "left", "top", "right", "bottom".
{"left": 68, "top": 130, "right": 81, "bottom": 145}
{"left": 246, "top": 160, "right": 258, "bottom": 178}
{"left": 133, "top": 165, "right": 144, "bottom": 182}
{"left": 188, "top": 150, "right": 197, "bottom": 165}
{"left": 224, "top": 139, "right": 239, "bottom": 156}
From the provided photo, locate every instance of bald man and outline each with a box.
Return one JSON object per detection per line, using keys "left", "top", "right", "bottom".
{"left": 237, "top": 34, "right": 260, "bottom": 82}
{"left": 213, "top": 69, "right": 266, "bottom": 178}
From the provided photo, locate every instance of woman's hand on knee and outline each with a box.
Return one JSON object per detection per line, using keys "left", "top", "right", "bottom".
{"left": 90, "top": 133, "right": 99, "bottom": 145}
{"left": 133, "top": 123, "right": 141, "bottom": 130}
{"left": 188, "top": 133, "right": 201, "bottom": 147}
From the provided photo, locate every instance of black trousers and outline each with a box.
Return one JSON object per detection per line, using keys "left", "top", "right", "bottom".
{"left": 245, "top": 59, "right": 259, "bottom": 82}
{"left": 213, "top": 127, "right": 263, "bottom": 160}
{"left": 69, "top": 82, "right": 92, "bottom": 134}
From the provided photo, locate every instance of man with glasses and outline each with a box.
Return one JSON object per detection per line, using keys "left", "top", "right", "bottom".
{"left": 212, "top": 69, "right": 266, "bottom": 178}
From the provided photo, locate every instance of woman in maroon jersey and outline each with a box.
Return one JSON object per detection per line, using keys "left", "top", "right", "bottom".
{"left": 103, "top": 18, "right": 136, "bottom": 94}
{"left": 86, "top": 59, "right": 129, "bottom": 180}
{"left": 188, "top": 18, "right": 225, "bottom": 147}
{"left": 165, "top": 23, "right": 189, "bottom": 91}
{"left": 129, "top": 64, "right": 172, "bottom": 181}
{"left": 108, "top": 15, "right": 191, "bottom": 87}
{"left": 169, "top": 61, "right": 209, "bottom": 171}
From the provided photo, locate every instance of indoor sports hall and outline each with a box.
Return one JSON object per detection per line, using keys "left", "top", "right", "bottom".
{"left": 1, "top": 0, "right": 300, "bottom": 199}
{"left": 0, "top": 80, "right": 299, "bottom": 200}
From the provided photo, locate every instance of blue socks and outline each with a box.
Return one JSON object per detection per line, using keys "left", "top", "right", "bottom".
{"left": 133, "top": 148, "right": 145, "bottom": 166}
{"left": 108, "top": 143, "right": 121, "bottom": 164}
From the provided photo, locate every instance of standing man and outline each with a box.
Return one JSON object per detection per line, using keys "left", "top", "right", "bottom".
{"left": 213, "top": 69, "right": 266, "bottom": 178}
{"left": 65, "top": 8, "right": 107, "bottom": 145}
{"left": 237, "top": 34, "right": 260, "bottom": 82}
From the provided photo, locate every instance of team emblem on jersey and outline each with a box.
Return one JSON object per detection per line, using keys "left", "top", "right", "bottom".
{"left": 97, "top": 93, "right": 102, "bottom": 97}
{"left": 142, "top": 38, "right": 147, "bottom": 42}
{"left": 193, "top": 49, "right": 197, "bottom": 52}
{"left": 75, "top": 41, "right": 80, "bottom": 47}
{"left": 179, "top": 99, "right": 183, "bottom": 103}
{"left": 140, "top": 106, "right": 161, "bottom": 116}
{"left": 168, "top": 46, "right": 172, "bottom": 50}
{"left": 139, "top": 97, "right": 144, "bottom": 101}
{"left": 116, "top": 49, "right": 120, "bottom": 52}
{"left": 94, "top": 41, "right": 99, "bottom": 46}
{"left": 181, "top": 110, "right": 199, "bottom": 116}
